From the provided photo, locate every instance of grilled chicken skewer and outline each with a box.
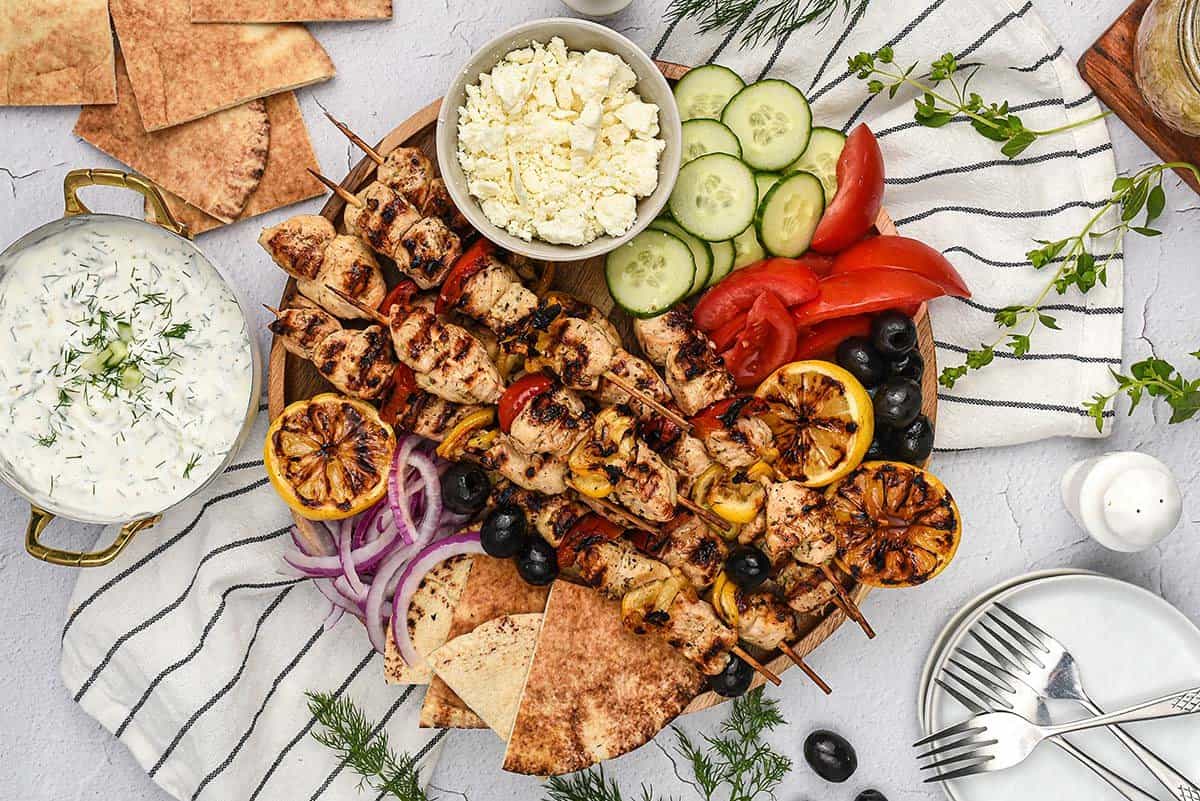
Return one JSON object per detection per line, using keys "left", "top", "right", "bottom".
{"left": 266, "top": 303, "right": 394, "bottom": 400}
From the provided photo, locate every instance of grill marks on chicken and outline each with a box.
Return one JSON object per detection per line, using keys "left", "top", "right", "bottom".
{"left": 296, "top": 235, "right": 387, "bottom": 319}
{"left": 394, "top": 216, "right": 461, "bottom": 289}
{"left": 269, "top": 305, "right": 342, "bottom": 361}
{"left": 765, "top": 481, "right": 838, "bottom": 566}
{"left": 387, "top": 306, "right": 504, "bottom": 405}
{"left": 509, "top": 383, "right": 592, "bottom": 458}
{"left": 376, "top": 146, "right": 434, "bottom": 208}
{"left": 313, "top": 326, "right": 395, "bottom": 400}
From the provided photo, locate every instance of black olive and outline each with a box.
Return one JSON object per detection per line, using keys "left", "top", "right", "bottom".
{"left": 440, "top": 462, "right": 491, "bottom": 515}
{"left": 873, "top": 378, "right": 922, "bottom": 429}
{"left": 725, "top": 545, "right": 770, "bottom": 589}
{"left": 516, "top": 538, "right": 559, "bottom": 586}
{"left": 480, "top": 504, "right": 529, "bottom": 558}
{"left": 889, "top": 349, "right": 924, "bottom": 382}
{"left": 871, "top": 311, "right": 917, "bottom": 358}
{"left": 855, "top": 791, "right": 888, "bottom": 801}
{"left": 804, "top": 729, "right": 858, "bottom": 783}
{"left": 890, "top": 414, "right": 934, "bottom": 464}
{"left": 836, "top": 336, "right": 886, "bottom": 388}
{"left": 708, "top": 654, "right": 754, "bottom": 697}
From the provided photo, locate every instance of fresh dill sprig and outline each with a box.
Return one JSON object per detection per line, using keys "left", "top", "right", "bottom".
{"left": 35, "top": 431, "right": 58, "bottom": 447}
{"left": 545, "top": 768, "right": 659, "bottom": 801}
{"left": 1085, "top": 354, "right": 1200, "bottom": 431}
{"left": 939, "top": 162, "right": 1200, "bottom": 391}
{"left": 849, "top": 48, "right": 1111, "bottom": 158}
{"left": 664, "top": 0, "right": 869, "bottom": 50}
{"left": 163, "top": 322, "right": 192, "bottom": 339}
{"left": 306, "top": 692, "right": 432, "bottom": 801}
{"left": 183, "top": 453, "right": 201, "bottom": 479}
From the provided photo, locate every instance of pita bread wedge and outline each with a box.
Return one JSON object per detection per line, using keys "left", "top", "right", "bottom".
{"left": 419, "top": 557, "right": 550, "bottom": 729}
{"left": 0, "top": 0, "right": 116, "bottom": 105}
{"left": 76, "top": 54, "right": 268, "bottom": 223}
{"left": 146, "top": 92, "right": 324, "bottom": 233}
{"left": 503, "top": 581, "right": 705, "bottom": 777}
{"left": 191, "top": 0, "right": 392, "bottom": 22}
{"left": 382, "top": 554, "right": 473, "bottom": 685}
{"left": 428, "top": 613, "right": 542, "bottom": 741}
{"left": 108, "top": 0, "right": 334, "bottom": 131}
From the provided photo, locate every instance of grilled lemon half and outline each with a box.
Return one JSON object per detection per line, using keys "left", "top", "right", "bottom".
{"left": 265, "top": 393, "right": 395, "bottom": 520}
{"left": 754, "top": 361, "right": 874, "bottom": 487}
{"left": 829, "top": 461, "right": 961, "bottom": 588}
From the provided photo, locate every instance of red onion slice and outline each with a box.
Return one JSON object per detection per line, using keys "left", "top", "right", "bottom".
{"left": 337, "top": 517, "right": 368, "bottom": 601}
{"left": 387, "top": 437, "right": 420, "bottom": 545}
{"left": 388, "top": 530, "right": 483, "bottom": 664}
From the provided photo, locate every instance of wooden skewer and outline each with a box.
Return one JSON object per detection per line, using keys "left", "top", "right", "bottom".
{"left": 778, "top": 642, "right": 832, "bottom": 695}
{"left": 601, "top": 371, "right": 693, "bottom": 434}
{"left": 820, "top": 563, "right": 875, "bottom": 639}
{"left": 263, "top": 304, "right": 281, "bottom": 316}
{"left": 308, "top": 168, "right": 363, "bottom": 208}
{"left": 327, "top": 286, "right": 389, "bottom": 325}
{"left": 731, "top": 645, "right": 781, "bottom": 686}
{"left": 323, "top": 111, "right": 385, "bottom": 165}
{"left": 584, "top": 494, "right": 657, "bottom": 535}
{"left": 677, "top": 496, "right": 730, "bottom": 531}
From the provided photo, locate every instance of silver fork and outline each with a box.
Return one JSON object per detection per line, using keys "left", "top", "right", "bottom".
{"left": 971, "top": 602, "right": 1200, "bottom": 801}
{"left": 915, "top": 685, "right": 1200, "bottom": 782}
{"left": 938, "top": 657, "right": 1159, "bottom": 799}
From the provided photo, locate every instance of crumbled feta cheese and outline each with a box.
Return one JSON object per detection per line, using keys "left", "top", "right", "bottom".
{"left": 456, "top": 37, "right": 665, "bottom": 245}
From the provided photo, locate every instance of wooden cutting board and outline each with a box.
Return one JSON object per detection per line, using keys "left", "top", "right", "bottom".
{"left": 1078, "top": 0, "right": 1200, "bottom": 194}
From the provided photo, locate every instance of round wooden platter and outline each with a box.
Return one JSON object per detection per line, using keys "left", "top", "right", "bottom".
{"left": 267, "top": 60, "right": 938, "bottom": 712}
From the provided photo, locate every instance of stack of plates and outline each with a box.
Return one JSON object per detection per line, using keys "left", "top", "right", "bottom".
{"left": 917, "top": 570, "right": 1200, "bottom": 801}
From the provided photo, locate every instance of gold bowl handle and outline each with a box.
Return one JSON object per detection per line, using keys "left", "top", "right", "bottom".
{"left": 63, "top": 168, "right": 190, "bottom": 239}
{"left": 26, "top": 506, "right": 161, "bottom": 568}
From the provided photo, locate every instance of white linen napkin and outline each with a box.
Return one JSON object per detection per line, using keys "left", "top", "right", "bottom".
{"left": 653, "top": 0, "right": 1121, "bottom": 450}
{"left": 60, "top": 408, "right": 446, "bottom": 801}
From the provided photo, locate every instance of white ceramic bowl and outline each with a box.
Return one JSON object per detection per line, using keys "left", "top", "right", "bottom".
{"left": 436, "top": 18, "right": 682, "bottom": 262}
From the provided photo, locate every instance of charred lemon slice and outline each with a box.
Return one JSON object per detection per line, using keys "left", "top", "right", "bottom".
{"left": 829, "top": 461, "right": 961, "bottom": 588}
{"left": 754, "top": 361, "right": 874, "bottom": 487}
{"left": 265, "top": 393, "right": 395, "bottom": 520}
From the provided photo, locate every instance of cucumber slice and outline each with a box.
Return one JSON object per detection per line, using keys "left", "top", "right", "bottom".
{"left": 732, "top": 225, "right": 765, "bottom": 269}
{"left": 708, "top": 240, "right": 735, "bottom": 287}
{"left": 668, "top": 153, "right": 757, "bottom": 242}
{"left": 673, "top": 65, "right": 746, "bottom": 121}
{"left": 721, "top": 79, "right": 813, "bottom": 171}
{"left": 680, "top": 119, "right": 742, "bottom": 164}
{"left": 756, "top": 171, "right": 825, "bottom": 258}
{"left": 787, "top": 126, "right": 846, "bottom": 202}
{"left": 605, "top": 229, "right": 696, "bottom": 319}
{"left": 648, "top": 218, "right": 712, "bottom": 297}
{"left": 754, "top": 172, "right": 782, "bottom": 210}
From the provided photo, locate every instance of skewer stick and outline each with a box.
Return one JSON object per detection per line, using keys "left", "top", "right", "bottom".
{"left": 677, "top": 496, "right": 730, "bottom": 531}
{"left": 778, "top": 642, "right": 832, "bottom": 695}
{"left": 821, "top": 563, "right": 875, "bottom": 639}
{"left": 263, "top": 304, "right": 281, "bottom": 316}
{"left": 307, "top": 168, "right": 363, "bottom": 208}
{"left": 601, "top": 371, "right": 693, "bottom": 434}
{"left": 323, "top": 111, "right": 385, "bottom": 165}
{"left": 585, "top": 495, "right": 657, "bottom": 534}
{"left": 326, "top": 286, "right": 389, "bottom": 325}
{"left": 731, "top": 645, "right": 781, "bottom": 686}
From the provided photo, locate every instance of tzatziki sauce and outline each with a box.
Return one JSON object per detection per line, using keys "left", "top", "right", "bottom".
{"left": 0, "top": 216, "right": 255, "bottom": 521}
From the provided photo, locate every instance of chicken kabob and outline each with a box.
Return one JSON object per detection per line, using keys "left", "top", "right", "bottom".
{"left": 634, "top": 306, "right": 876, "bottom": 639}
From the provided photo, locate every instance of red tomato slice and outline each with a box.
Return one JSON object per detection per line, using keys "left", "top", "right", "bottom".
{"left": 792, "top": 315, "right": 873, "bottom": 361}
{"left": 719, "top": 291, "right": 798, "bottom": 389}
{"left": 379, "top": 279, "right": 419, "bottom": 315}
{"left": 694, "top": 257, "right": 823, "bottom": 332}
{"left": 811, "top": 124, "right": 885, "bottom": 254}
{"left": 557, "top": 513, "right": 623, "bottom": 569}
{"left": 709, "top": 311, "right": 748, "bottom": 352}
{"left": 832, "top": 235, "right": 970, "bottom": 297}
{"left": 437, "top": 238, "right": 496, "bottom": 313}
{"left": 691, "top": 396, "right": 770, "bottom": 439}
{"left": 791, "top": 269, "right": 946, "bottom": 328}
{"left": 497, "top": 373, "right": 553, "bottom": 433}
{"left": 379, "top": 363, "right": 419, "bottom": 426}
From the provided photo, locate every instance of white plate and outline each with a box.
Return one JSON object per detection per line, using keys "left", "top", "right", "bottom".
{"left": 920, "top": 573, "right": 1200, "bottom": 801}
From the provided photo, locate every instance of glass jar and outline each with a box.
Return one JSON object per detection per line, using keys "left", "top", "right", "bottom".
{"left": 1136, "top": 0, "right": 1200, "bottom": 136}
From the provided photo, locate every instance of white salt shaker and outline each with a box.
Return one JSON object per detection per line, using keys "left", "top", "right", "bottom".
{"left": 1060, "top": 451, "right": 1182, "bottom": 552}
{"left": 560, "top": 0, "right": 634, "bottom": 17}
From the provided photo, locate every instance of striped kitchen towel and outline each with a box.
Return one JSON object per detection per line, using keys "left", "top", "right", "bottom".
{"left": 654, "top": 0, "right": 1121, "bottom": 449}
{"left": 60, "top": 407, "right": 445, "bottom": 801}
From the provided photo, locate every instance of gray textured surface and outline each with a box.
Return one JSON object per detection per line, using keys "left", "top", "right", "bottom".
{"left": 1, "top": 0, "right": 1198, "bottom": 799}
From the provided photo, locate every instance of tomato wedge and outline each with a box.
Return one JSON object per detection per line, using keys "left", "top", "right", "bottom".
{"left": 791, "top": 269, "right": 946, "bottom": 328}
{"left": 379, "top": 278, "right": 419, "bottom": 315}
{"left": 709, "top": 311, "right": 748, "bottom": 352}
{"left": 379, "top": 363, "right": 419, "bottom": 426}
{"left": 437, "top": 238, "right": 496, "bottom": 313}
{"left": 719, "top": 291, "right": 798, "bottom": 389}
{"left": 811, "top": 124, "right": 885, "bottom": 254}
{"left": 792, "top": 315, "right": 872, "bottom": 361}
{"left": 557, "top": 513, "right": 623, "bottom": 569}
{"left": 691, "top": 396, "right": 770, "bottom": 440}
{"left": 832, "top": 236, "right": 970, "bottom": 297}
{"left": 694, "top": 257, "right": 823, "bottom": 332}
{"left": 497, "top": 373, "right": 553, "bottom": 433}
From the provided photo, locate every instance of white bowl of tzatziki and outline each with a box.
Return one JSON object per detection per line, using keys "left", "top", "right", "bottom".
{"left": 0, "top": 211, "right": 260, "bottom": 530}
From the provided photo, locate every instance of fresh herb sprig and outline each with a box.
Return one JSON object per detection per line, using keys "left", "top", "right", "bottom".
{"left": 545, "top": 688, "right": 789, "bottom": 801}
{"left": 665, "top": 0, "right": 869, "bottom": 50}
{"left": 849, "top": 48, "right": 1110, "bottom": 157}
{"left": 938, "top": 162, "right": 1199, "bottom": 391}
{"left": 1085, "top": 354, "right": 1200, "bottom": 431}
{"left": 307, "top": 692, "right": 431, "bottom": 801}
